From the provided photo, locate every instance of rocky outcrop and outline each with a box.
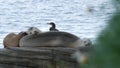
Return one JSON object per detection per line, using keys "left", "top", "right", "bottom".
{"left": 0, "top": 47, "right": 80, "bottom": 68}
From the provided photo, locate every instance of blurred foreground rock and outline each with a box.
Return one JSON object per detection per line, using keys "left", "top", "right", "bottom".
{"left": 0, "top": 47, "right": 80, "bottom": 68}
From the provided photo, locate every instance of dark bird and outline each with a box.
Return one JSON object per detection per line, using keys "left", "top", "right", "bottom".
{"left": 47, "top": 22, "right": 59, "bottom": 31}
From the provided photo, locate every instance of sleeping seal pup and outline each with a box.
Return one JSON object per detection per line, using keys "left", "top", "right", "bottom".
{"left": 3, "top": 32, "right": 27, "bottom": 48}
{"left": 19, "top": 31, "right": 85, "bottom": 47}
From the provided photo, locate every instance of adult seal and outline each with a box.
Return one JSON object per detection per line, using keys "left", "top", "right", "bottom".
{"left": 19, "top": 31, "right": 85, "bottom": 48}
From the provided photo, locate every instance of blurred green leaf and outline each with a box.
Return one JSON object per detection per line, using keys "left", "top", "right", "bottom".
{"left": 82, "top": 0, "right": 120, "bottom": 68}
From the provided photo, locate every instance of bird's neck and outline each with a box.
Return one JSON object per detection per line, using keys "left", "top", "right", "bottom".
{"left": 51, "top": 24, "right": 56, "bottom": 28}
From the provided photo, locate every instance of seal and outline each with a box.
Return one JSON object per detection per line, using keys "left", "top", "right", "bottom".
{"left": 19, "top": 31, "right": 85, "bottom": 47}
{"left": 82, "top": 38, "right": 92, "bottom": 46}
{"left": 26, "top": 27, "right": 42, "bottom": 35}
{"left": 3, "top": 32, "right": 27, "bottom": 48}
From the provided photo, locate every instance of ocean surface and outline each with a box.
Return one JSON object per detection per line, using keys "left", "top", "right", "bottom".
{"left": 0, "top": 0, "right": 115, "bottom": 48}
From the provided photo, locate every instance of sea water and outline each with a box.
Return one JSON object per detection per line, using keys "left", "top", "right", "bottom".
{"left": 0, "top": 0, "right": 115, "bottom": 48}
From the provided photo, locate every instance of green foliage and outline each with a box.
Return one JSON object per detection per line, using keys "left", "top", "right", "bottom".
{"left": 82, "top": 0, "right": 120, "bottom": 68}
